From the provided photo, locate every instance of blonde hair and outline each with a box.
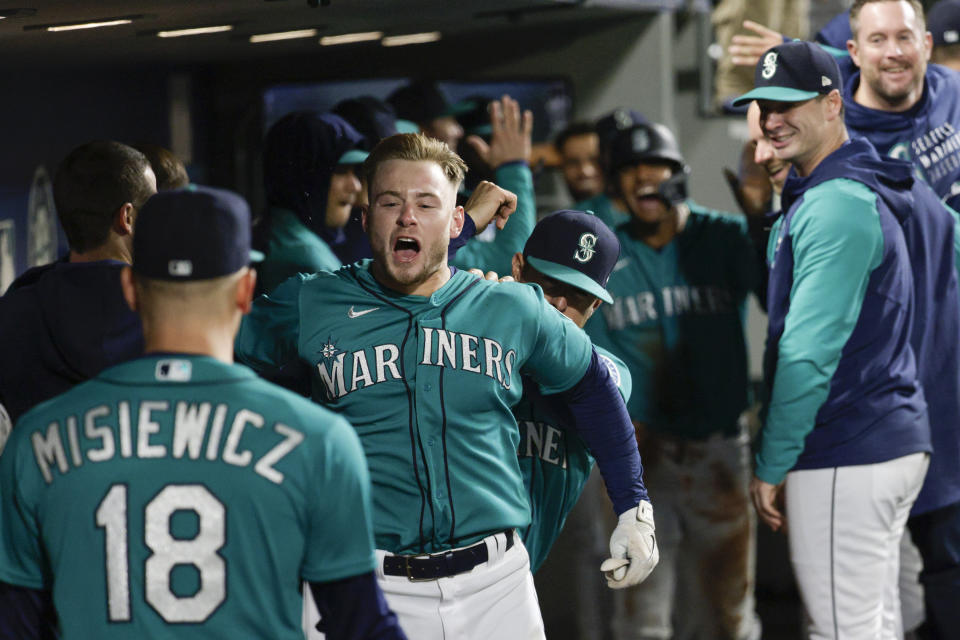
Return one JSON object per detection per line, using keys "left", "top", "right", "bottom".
{"left": 362, "top": 133, "right": 468, "bottom": 200}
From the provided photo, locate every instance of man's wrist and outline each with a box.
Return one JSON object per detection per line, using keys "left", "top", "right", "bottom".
{"left": 494, "top": 159, "right": 528, "bottom": 171}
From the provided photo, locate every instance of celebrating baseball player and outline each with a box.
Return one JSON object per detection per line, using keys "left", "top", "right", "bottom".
{"left": 0, "top": 186, "right": 406, "bottom": 639}
{"left": 733, "top": 40, "right": 932, "bottom": 637}
{"left": 509, "top": 209, "right": 632, "bottom": 575}
{"left": 236, "top": 132, "right": 657, "bottom": 639}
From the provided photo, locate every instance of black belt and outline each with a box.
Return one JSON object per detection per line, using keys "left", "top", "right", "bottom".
{"left": 383, "top": 530, "right": 514, "bottom": 581}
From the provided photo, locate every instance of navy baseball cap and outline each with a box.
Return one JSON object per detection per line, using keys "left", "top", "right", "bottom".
{"left": 732, "top": 41, "right": 842, "bottom": 106}
{"left": 930, "top": 1, "right": 960, "bottom": 46}
{"left": 523, "top": 210, "right": 620, "bottom": 304}
{"left": 133, "top": 185, "right": 262, "bottom": 281}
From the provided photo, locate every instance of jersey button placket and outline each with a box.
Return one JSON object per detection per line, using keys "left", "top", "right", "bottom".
{"left": 415, "top": 315, "right": 451, "bottom": 541}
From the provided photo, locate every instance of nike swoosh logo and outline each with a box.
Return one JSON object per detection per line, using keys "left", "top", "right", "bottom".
{"left": 613, "top": 259, "right": 630, "bottom": 272}
{"left": 347, "top": 306, "right": 380, "bottom": 319}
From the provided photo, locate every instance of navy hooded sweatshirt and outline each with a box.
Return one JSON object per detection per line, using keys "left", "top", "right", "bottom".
{"left": 843, "top": 63, "right": 960, "bottom": 213}
{"left": 757, "top": 139, "right": 931, "bottom": 484}
{"left": 854, "top": 149, "right": 960, "bottom": 515}
{"left": 0, "top": 260, "right": 143, "bottom": 424}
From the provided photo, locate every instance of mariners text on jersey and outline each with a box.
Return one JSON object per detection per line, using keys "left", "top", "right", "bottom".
{"left": 602, "top": 284, "right": 735, "bottom": 330}
{"left": 28, "top": 400, "right": 304, "bottom": 485}
{"left": 518, "top": 419, "right": 568, "bottom": 469}
{"left": 316, "top": 328, "right": 517, "bottom": 400}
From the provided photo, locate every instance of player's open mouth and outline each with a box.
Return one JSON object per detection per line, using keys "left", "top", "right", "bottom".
{"left": 634, "top": 192, "right": 664, "bottom": 206}
{"left": 393, "top": 237, "right": 421, "bottom": 262}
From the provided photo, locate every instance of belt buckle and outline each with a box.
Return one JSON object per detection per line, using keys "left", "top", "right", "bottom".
{"left": 404, "top": 553, "right": 436, "bottom": 582}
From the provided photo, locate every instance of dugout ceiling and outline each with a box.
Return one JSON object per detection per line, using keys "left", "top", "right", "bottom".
{"left": 0, "top": 0, "right": 690, "bottom": 69}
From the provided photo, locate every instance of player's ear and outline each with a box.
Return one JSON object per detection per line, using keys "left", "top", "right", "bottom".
{"left": 591, "top": 298, "right": 603, "bottom": 312}
{"left": 361, "top": 204, "right": 369, "bottom": 233}
{"left": 824, "top": 89, "right": 843, "bottom": 121}
{"left": 924, "top": 30, "right": 933, "bottom": 61}
{"left": 846, "top": 38, "right": 859, "bottom": 66}
{"left": 450, "top": 205, "right": 465, "bottom": 239}
{"left": 114, "top": 203, "right": 135, "bottom": 236}
{"left": 236, "top": 268, "right": 256, "bottom": 314}
{"left": 120, "top": 266, "right": 138, "bottom": 312}
{"left": 511, "top": 252, "right": 524, "bottom": 281}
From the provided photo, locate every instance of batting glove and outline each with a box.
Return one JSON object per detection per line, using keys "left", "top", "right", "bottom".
{"left": 600, "top": 500, "right": 658, "bottom": 589}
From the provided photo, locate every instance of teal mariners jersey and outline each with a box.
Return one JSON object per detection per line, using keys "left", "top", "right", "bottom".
{"left": 585, "top": 203, "right": 759, "bottom": 440}
{"left": 0, "top": 355, "right": 376, "bottom": 640}
{"left": 259, "top": 207, "right": 342, "bottom": 294}
{"left": 515, "top": 346, "right": 631, "bottom": 572}
{"left": 236, "top": 260, "right": 594, "bottom": 554}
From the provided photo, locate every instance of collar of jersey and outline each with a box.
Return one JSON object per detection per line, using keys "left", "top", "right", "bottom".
{"left": 99, "top": 353, "right": 257, "bottom": 384}
{"left": 355, "top": 259, "right": 476, "bottom": 306}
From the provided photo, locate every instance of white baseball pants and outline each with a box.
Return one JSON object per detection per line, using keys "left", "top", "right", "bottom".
{"left": 785, "top": 452, "right": 929, "bottom": 640}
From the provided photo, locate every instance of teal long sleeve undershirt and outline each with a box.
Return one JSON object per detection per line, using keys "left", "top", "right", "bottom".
{"left": 451, "top": 162, "right": 535, "bottom": 277}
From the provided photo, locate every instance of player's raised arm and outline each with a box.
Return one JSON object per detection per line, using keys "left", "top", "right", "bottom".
{"left": 453, "top": 95, "right": 536, "bottom": 276}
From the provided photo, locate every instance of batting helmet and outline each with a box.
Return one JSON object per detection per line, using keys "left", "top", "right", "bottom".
{"left": 609, "top": 122, "right": 690, "bottom": 205}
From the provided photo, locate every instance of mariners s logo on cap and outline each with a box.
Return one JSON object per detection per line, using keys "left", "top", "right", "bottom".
{"left": 731, "top": 41, "right": 842, "bottom": 107}
{"left": 762, "top": 51, "right": 778, "bottom": 80}
{"left": 574, "top": 233, "right": 598, "bottom": 263}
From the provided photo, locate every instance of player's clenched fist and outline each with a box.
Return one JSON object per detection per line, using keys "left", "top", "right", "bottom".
{"left": 464, "top": 180, "right": 518, "bottom": 232}
{"left": 600, "top": 500, "right": 659, "bottom": 589}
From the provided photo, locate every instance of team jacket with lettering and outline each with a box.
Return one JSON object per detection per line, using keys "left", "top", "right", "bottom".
{"left": 236, "top": 261, "right": 603, "bottom": 554}
{"left": 585, "top": 203, "right": 759, "bottom": 440}
{"left": 516, "top": 346, "right": 631, "bottom": 573}
{"left": 843, "top": 63, "right": 960, "bottom": 212}
{"left": 758, "top": 139, "right": 931, "bottom": 484}
{"left": 0, "top": 355, "right": 376, "bottom": 639}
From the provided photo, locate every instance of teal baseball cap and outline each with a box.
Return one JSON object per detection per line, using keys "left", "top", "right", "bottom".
{"left": 732, "top": 40, "right": 842, "bottom": 107}
{"left": 337, "top": 149, "right": 369, "bottom": 165}
{"left": 523, "top": 210, "right": 619, "bottom": 305}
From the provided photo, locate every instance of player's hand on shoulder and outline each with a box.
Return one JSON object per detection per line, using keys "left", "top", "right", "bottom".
{"left": 466, "top": 268, "right": 514, "bottom": 283}
{"left": 464, "top": 181, "right": 518, "bottom": 233}
{"left": 601, "top": 500, "right": 658, "bottom": 589}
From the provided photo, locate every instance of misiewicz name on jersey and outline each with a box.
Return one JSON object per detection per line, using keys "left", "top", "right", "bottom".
{"left": 29, "top": 401, "right": 303, "bottom": 485}
{"left": 317, "top": 328, "right": 517, "bottom": 400}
